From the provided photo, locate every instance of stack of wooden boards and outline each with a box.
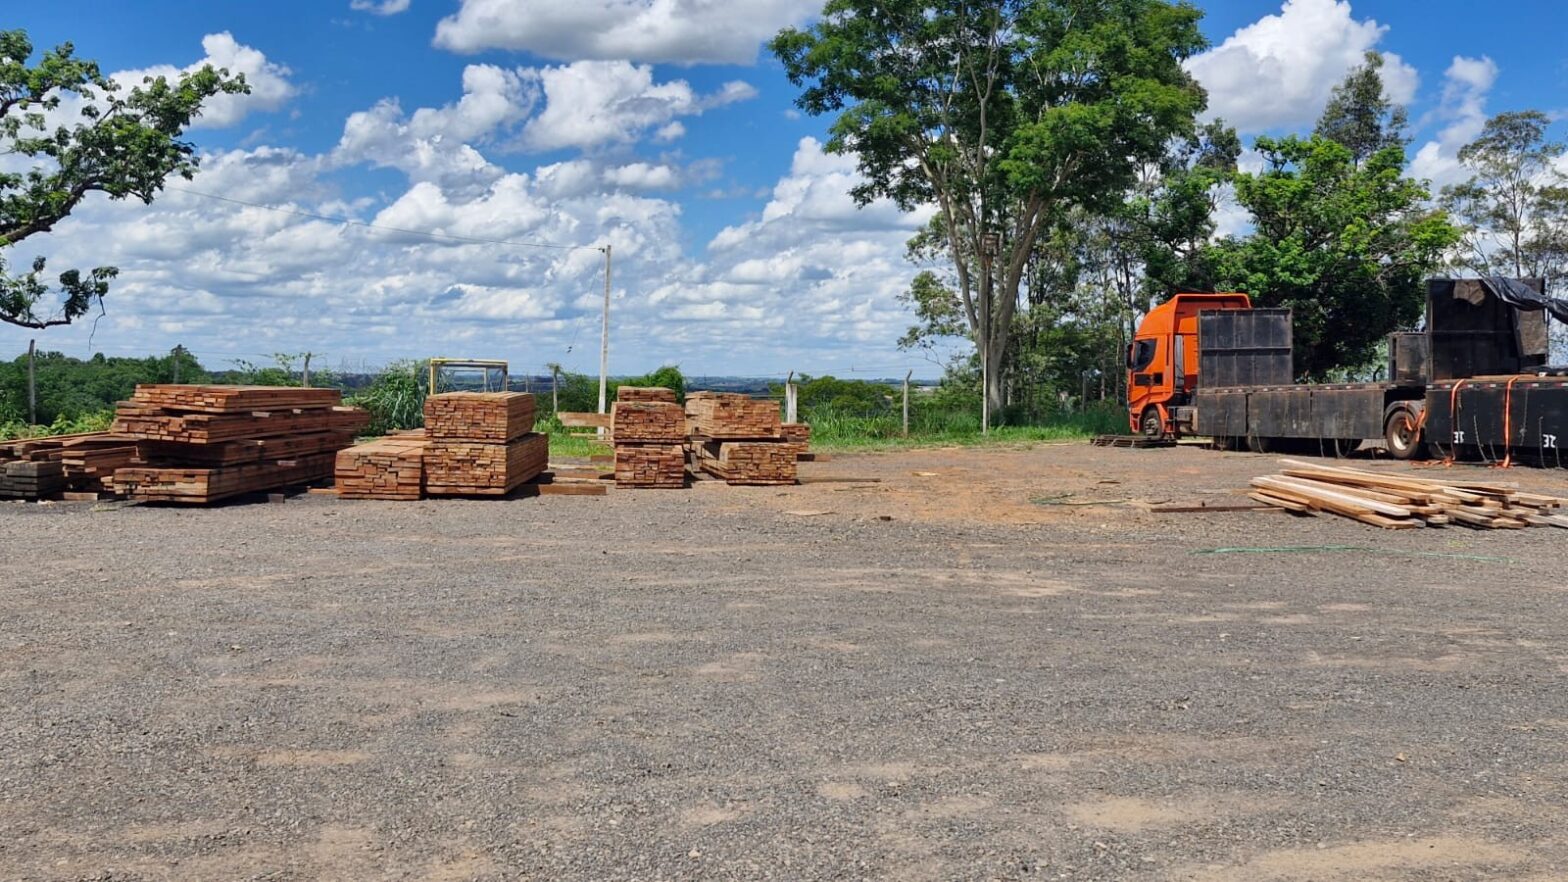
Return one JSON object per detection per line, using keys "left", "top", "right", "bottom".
{"left": 1249, "top": 458, "right": 1568, "bottom": 530}
{"left": 110, "top": 385, "right": 368, "bottom": 503}
{"left": 685, "top": 391, "right": 797, "bottom": 485}
{"left": 422, "top": 392, "right": 547, "bottom": 496}
{"left": 0, "top": 432, "right": 140, "bottom": 499}
{"left": 611, "top": 386, "right": 686, "bottom": 488}
{"left": 334, "top": 430, "right": 429, "bottom": 500}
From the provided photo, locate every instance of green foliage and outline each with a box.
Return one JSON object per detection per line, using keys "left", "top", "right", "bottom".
{"left": 0, "top": 348, "right": 207, "bottom": 424}
{"left": 802, "top": 399, "right": 1124, "bottom": 451}
{"left": 0, "top": 408, "right": 112, "bottom": 441}
{"left": 773, "top": 0, "right": 1209, "bottom": 417}
{"left": 345, "top": 360, "right": 427, "bottom": 437}
{"left": 0, "top": 30, "right": 248, "bottom": 329}
{"left": 772, "top": 374, "right": 895, "bottom": 413}
{"left": 1196, "top": 136, "right": 1459, "bottom": 378}
{"left": 1442, "top": 110, "right": 1568, "bottom": 283}
{"left": 548, "top": 365, "right": 687, "bottom": 415}
{"left": 1314, "top": 51, "right": 1410, "bottom": 164}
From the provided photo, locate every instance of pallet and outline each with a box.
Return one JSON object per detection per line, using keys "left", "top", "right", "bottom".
{"left": 1092, "top": 434, "right": 1176, "bottom": 449}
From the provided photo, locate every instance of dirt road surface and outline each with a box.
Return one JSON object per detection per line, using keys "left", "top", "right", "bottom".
{"left": 3, "top": 443, "right": 1567, "bottom": 881}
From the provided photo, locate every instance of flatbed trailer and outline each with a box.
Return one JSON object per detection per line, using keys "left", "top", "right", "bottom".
{"left": 1130, "top": 279, "right": 1568, "bottom": 464}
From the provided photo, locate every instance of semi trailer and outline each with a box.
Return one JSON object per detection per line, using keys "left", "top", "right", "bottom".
{"left": 1126, "top": 278, "right": 1568, "bottom": 465}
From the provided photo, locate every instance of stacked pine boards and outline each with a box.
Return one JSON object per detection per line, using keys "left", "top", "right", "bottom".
{"left": 334, "top": 392, "right": 547, "bottom": 499}
{"left": 1249, "top": 458, "right": 1568, "bottom": 530}
{"left": 611, "top": 387, "right": 687, "bottom": 488}
{"left": 685, "top": 391, "right": 800, "bottom": 486}
{"left": 111, "top": 385, "right": 367, "bottom": 503}
{"left": 1, "top": 386, "right": 367, "bottom": 503}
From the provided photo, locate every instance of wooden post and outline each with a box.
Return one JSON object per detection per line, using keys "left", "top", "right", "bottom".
{"left": 171, "top": 344, "right": 183, "bottom": 383}
{"left": 902, "top": 370, "right": 912, "bottom": 438}
{"left": 26, "top": 339, "right": 36, "bottom": 426}
{"left": 551, "top": 365, "right": 560, "bottom": 415}
{"left": 302, "top": 352, "right": 312, "bottom": 388}
{"left": 785, "top": 371, "right": 798, "bottom": 424}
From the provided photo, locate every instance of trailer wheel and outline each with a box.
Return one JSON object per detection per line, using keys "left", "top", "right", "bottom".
{"left": 1383, "top": 408, "right": 1424, "bottom": 461}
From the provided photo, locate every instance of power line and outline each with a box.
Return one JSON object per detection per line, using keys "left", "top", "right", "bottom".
{"left": 167, "top": 187, "right": 601, "bottom": 253}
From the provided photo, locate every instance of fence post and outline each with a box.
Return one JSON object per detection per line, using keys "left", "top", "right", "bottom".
{"left": 903, "top": 368, "right": 915, "bottom": 436}
{"left": 27, "top": 339, "right": 36, "bottom": 426}
{"left": 302, "top": 352, "right": 312, "bottom": 388}
{"left": 785, "top": 371, "right": 798, "bottom": 424}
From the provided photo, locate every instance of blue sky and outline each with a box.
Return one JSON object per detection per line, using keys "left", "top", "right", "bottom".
{"left": 4, "top": 0, "right": 1566, "bottom": 380}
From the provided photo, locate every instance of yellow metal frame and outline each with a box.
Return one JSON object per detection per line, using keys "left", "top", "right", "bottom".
{"left": 428, "top": 359, "right": 509, "bottom": 393}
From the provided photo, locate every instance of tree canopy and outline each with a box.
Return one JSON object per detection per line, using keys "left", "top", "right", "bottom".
{"left": 1314, "top": 51, "right": 1409, "bottom": 164}
{"left": 0, "top": 30, "right": 247, "bottom": 329}
{"left": 1443, "top": 110, "right": 1568, "bottom": 284}
{"left": 773, "top": 0, "right": 1209, "bottom": 424}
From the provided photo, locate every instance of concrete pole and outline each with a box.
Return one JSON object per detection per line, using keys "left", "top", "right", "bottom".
{"left": 27, "top": 339, "right": 36, "bottom": 426}
{"left": 598, "top": 244, "right": 612, "bottom": 416}
{"left": 902, "top": 370, "right": 912, "bottom": 437}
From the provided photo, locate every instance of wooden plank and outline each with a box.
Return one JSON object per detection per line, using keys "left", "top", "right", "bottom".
{"left": 424, "top": 392, "right": 536, "bottom": 442}
{"left": 559, "top": 412, "right": 613, "bottom": 429}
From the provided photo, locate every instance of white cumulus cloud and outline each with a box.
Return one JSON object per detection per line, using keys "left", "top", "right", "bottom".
{"left": 1186, "top": 0, "right": 1417, "bottom": 134}
{"left": 115, "top": 32, "right": 297, "bottom": 129}
{"left": 350, "top": 0, "right": 411, "bottom": 14}
{"left": 1408, "top": 56, "right": 1499, "bottom": 188}
{"left": 432, "top": 0, "right": 819, "bottom": 65}
{"left": 519, "top": 61, "right": 755, "bottom": 152}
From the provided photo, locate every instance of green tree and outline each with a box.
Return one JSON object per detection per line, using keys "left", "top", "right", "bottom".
{"left": 772, "top": 0, "right": 1208, "bottom": 426}
{"left": 1202, "top": 136, "right": 1459, "bottom": 378}
{"left": 1314, "top": 51, "right": 1409, "bottom": 164}
{"left": 0, "top": 30, "right": 248, "bottom": 329}
{"left": 1442, "top": 110, "right": 1568, "bottom": 284}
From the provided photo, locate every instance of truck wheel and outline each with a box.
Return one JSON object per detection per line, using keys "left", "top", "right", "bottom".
{"left": 1383, "top": 409, "right": 1424, "bottom": 461}
{"left": 1140, "top": 408, "right": 1165, "bottom": 439}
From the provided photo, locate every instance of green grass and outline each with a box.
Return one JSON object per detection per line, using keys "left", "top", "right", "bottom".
{"left": 802, "top": 404, "right": 1125, "bottom": 452}
{"left": 538, "top": 414, "right": 612, "bottom": 460}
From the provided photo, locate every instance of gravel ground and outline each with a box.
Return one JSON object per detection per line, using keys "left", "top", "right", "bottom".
{"left": 2, "top": 444, "right": 1567, "bottom": 881}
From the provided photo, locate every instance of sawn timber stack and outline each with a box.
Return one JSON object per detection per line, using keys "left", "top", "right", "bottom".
{"left": 423, "top": 392, "right": 547, "bottom": 495}
{"left": 109, "top": 384, "right": 367, "bottom": 503}
{"left": 684, "top": 392, "right": 781, "bottom": 440}
{"left": 335, "top": 431, "right": 428, "bottom": 500}
{"left": 611, "top": 392, "right": 688, "bottom": 488}
{"left": 684, "top": 391, "right": 797, "bottom": 485}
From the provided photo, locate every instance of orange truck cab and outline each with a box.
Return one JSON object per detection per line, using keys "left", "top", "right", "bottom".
{"left": 1127, "top": 293, "right": 1252, "bottom": 436}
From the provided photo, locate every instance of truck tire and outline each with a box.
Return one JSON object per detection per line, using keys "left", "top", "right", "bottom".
{"left": 1383, "top": 408, "right": 1425, "bottom": 461}
{"left": 1140, "top": 408, "right": 1166, "bottom": 440}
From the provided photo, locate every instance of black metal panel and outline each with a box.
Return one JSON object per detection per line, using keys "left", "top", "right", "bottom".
{"left": 1426, "top": 379, "right": 1568, "bottom": 454}
{"left": 1251, "top": 389, "right": 1314, "bottom": 437}
{"left": 1310, "top": 387, "right": 1385, "bottom": 439}
{"left": 1198, "top": 309, "right": 1293, "bottom": 388}
{"left": 1389, "top": 332, "right": 1429, "bottom": 386}
{"left": 1193, "top": 389, "right": 1248, "bottom": 438}
{"left": 1427, "top": 278, "right": 1548, "bottom": 380}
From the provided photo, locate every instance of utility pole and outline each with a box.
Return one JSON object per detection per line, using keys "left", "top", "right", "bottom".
{"left": 26, "top": 339, "right": 36, "bottom": 426}
{"left": 979, "top": 232, "right": 1000, "bottom": 435}
{"left": 598, "top": 244, "right": 612, "bottom": 416}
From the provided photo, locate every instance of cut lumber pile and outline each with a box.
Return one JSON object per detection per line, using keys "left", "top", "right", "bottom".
{"left": 127, "top": 384, "right": 343, "bottom": 413}
{"left": 0, "top": 432, "right": 140, "bottom": 497}
{"left": 613, "top": 442, "right": 686, "bottom": 489}
{"left": 1248, "top": 458, "right": 1568, "bottom": 530}
{"left": 692, "top": 441, "right": 797, "bottom": 486}
{"left": 109, "top": 384, "right": 367, "bottom": 503}
{"left": 425, "top": 434, "right": 548, "bottom": 495}
{"left": 612, "top": 401, "right": 686, "bottom": 442}
{"left": 684, "top": 392, "right": 781, "bottom": 440}
{"left": 335, "top": 431, "right": 428, "bottom": 500}
{"left": 617, "top": 385, "right": 678, "bottom": 404}
{"left": 424, "top": 392, "right": 536, "bottom": 443}
{"left": 781, "top": 422, "right": 812, "bottom": 458}
{"left": 0, "top": 461, "right": 66, "bottom": 500}
{"left": 423, "top": 392, "right": 548, "bottom": 495}
{"left": 116, "top": 454, "right": 337, "bottom": 503}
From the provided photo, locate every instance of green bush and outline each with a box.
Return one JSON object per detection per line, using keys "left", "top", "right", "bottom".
{"left": 346, "top": 360, "right": 427, "bottom": 437}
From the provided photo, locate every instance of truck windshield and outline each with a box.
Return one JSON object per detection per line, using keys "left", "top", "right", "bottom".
{"left": 1129, "top": 339, "right": 1157, "bottom": 372}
